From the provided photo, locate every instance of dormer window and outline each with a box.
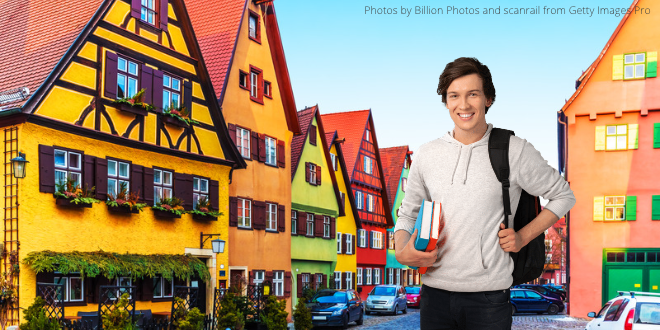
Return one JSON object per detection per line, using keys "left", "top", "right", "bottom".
{"left": 130, "top": 0, "right": 168, "bottom": 31}
{"left": 141, "top": 0, "right": 156, "bottom": 25}
{"left": 248, "top": 10, "right": 261, "bottom": 43}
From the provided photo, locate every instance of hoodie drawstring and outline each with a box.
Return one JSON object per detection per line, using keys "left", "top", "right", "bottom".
{"left": 462, "top": 145, "right": 474, "bottom": 184}
{"left": 450, "top": 145, "right": 462, "bottom": 185}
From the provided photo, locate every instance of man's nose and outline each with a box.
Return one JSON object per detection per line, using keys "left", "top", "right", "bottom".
{"left": 458, "top": 96, "right": 469, "bottom": 110}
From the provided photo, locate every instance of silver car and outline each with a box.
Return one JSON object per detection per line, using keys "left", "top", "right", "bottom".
{"left": 365, "top": 285, "right": 408, "bottom": 315}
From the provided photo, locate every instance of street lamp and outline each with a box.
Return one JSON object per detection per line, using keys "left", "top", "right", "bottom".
{"left": 11, "top": 152, "right": 28, "bottom": 179}
{"left": 200, "top": 232, "right": 225, "bottom": 253}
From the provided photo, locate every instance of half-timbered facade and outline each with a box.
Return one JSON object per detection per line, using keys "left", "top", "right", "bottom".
{"left": 187, "top": 0, "right": 301, "bottom": 315}
{"left": 321, "top": 110, "right": 394, "bottom": 300}
{"left": 0, "top": 0, "right": 245, "bottom": 322}
{"left": 289, "top": 105, "right": 343, "bottom": 306}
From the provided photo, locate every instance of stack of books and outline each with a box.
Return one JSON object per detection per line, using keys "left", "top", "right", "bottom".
{"left": 409, "top": 200, "right": 442, "bottom": 274}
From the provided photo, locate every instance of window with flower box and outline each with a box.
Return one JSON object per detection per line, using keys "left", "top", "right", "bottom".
{"left": 153, "top": 168, "right": 173, "bottom": 205}
{"left": 163, "top": 74, "right": 181, "bottom": 110}
{"left": 192, "top": 177, "right": 209, "bottom": 210}
{"left": 54, "top": 149, "right": 82, "bottom": 188}
{"left": 117, "top": 57, "right": 139, "bottom": 99}
{"left": 107, "top": 159, "right": 130, "bottom": 199}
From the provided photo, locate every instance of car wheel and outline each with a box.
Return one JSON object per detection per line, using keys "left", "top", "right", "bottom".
{"left": 342, "top": 314, "right": 349, "bottom": 329}
{"left": 403, "top": 304, "right": 408, "bottom": 314}
{"left": 511, "top": 306, "right": 516, "bottom": 316}
{"left": 392, "top": 305, "right": 398, "bottom": 316}
{"left": 356, "top": 308, "right": 364, "bottom": 325}
{"left": 547, "top": 303, "right": 560, "bottom": 315}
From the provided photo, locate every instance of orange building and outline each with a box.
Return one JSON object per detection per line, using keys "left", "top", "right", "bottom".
{"left": 560, "top": 0, "right": 660, "bottom": 317}
{"left": 187, "top": 0, "right": 301, "bottom": 314}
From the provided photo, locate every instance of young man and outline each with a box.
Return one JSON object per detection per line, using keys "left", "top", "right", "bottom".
{"left": 393, "top": 57, "right": 575, "bottom": 329}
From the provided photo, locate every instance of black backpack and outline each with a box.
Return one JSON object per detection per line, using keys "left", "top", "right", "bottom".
{"left": 488, "top": 127, "right": 545, "bottom": 286}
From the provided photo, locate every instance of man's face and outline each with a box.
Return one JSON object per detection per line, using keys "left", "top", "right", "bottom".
{"left": 445, "top": 73, "right": 492, "bottom": 135}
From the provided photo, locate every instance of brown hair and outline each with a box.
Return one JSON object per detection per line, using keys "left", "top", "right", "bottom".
{"left": 437, "top": 57, "right": 496, "bottom": 113}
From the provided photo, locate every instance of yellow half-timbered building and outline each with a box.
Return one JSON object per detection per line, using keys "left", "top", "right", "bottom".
{"left": 0, "top": 0, "right": 245, "bottom": 323}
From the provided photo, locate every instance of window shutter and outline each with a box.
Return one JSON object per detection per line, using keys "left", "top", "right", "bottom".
{"left": 85, "top": 276, "right": 96, "bottom": 303}
{"left": 341, "top": 233, "right": 346, "bottom": 255}
{"left": 340, "top": 192, "right": 345, "bottom": 216}
{"left": 628, "top": 124, "right": 639, "bottom": 149}
{"left": 141, "top": 65, "right": 154, "bottom": 105}
{"left": 314, "top": 215, "right": 323, "bottom": 237}
{"left": 209, "top": 180, "right": 219, "bottom": 211}
{"left": 38, "top": 145, "right": 56, "bottom": 193}
{"left": 352, "top": 235, "right": 356, "bottom": 253}
{"left": 183, "top": 80, "right": 192, "bottom": 117}
{"left": 653, "top": 195, "right": 660, "bottom": 220}
{"left": 654, "top": 123, "right": 660, "bottom": 148}
{"left": 352, "top": 273, "right": 356, "bottom": 290}
{"left": 385, "top": 231, "right": 389, "bottom": 250}
{"left": 258, "top": 134, "right": 266, "bottom": 162}
{"left": 159, "top": 0, "right": 169, "bottom": 31}
{"left": 152, "top": 70, "right": 164, "bottom": 112}
{"left": 142, "top": 277, "right": 154, "bottom": 301}
{"left": 144, "top": 167, "right": 154, "bottom": 206}
{"left": 362, "top": 269, "right": 366, "bottom": 286}
{"left": 369, "top": 231, "right": 373, "bottom": 248}
{"left": 229, "top": 197, "right": 238, "bottom": 227}
{"left": 104, "top": 51, "right": 118, "bottom": 99}
{"left": 309, "top": 125, "right": 317, "bottom": 146}
{"left": 593, "top": 196, "right": 604, "bottom": 221}
{"left": 174, "top": 173, "right": 194, "bottom": 210}
{"left": 254, "top": 201, "right": 266, "bottom": 230}
{"left": 330, "top": 217, "right": 335, "bottom": 241}
{"left": 228, "top": 124, "right": 237, "bottom": 145}
{"left": 647, "top": 51, "right": 657, "bottom": 78}
{"left": 130, "top": 0, "right": 141, "bottom": 18}
{"left": 277, "top": 140, "right": 285, "bottom": 168}
{"left": 95, "top": 158, "right": 108, "bottom": 201}
{"left": 131, "top": 165, "right": 144, "bottom": 201}
{"left": 251, "top": 131, "right": 259, "bottom": 160}
{"left": 265, "top": 271, "right": 273, "bottom": 286}
{"left": 626, "top": 196, "right": 637, "bottom": 221}
{"left": 278, "top": 204, "right": 286, "bottom": 232}
{"left": 612, "top": 54, "right": 624, "bottom": 80}
{"left": 341, "top": 272, "right": 346, "bottom": 290}
{"left": 316, "top": 166, "right": 321, "bottom": 185}
{"left": 249, "top": 271, "right": 254, "bottom": 285}
{"left": 296, "top": 274, "right": 303, "bottom": 298}
{"left": 78, "top": 155, "right": 95, "bottom": 194}
{"left": 305, "top": 162, "right": 310, "bottom": 183}
{"left": 298, "top": 212, "right": 307, "bottom": 235}
{"left": 284, "top": 271, "right": 292, "bottom": 297}
{"left": 595, "top": 126, "right": 606, "bottom": 151}
{"left": 322, "top": 274, "right": 328, "bottom": 289}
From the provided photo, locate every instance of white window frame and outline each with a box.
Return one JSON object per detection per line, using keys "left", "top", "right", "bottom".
{"left": 546, "top": 254, "right": 553, "bottom": 264}
{"left": 153, "top": 169, "right": 173, "bottom": 206}
{"left": 330, "top": 153, "right": 337, "bottom": 171}
{"left": 604, "top": 195, "right": 626, "bottom": 221}
{"left": 605, "top": 125, "right": 628, "bottom": 151}
{"left": 374, "top": 268, "right": 381, "bottom": 285}
{"left": 117, "top": 57, "right": 139, "bottom": 99}
{"left": 346, "top": 234, "right": 353, "bottom": 254}
{"left": 365, "top": 130, "right": 370, "bottom": 142}
{"left": 140, "top": 0, "right": 156, "bottom": 24}
{"left": 336, "top": 232, "right": 342, "bottom": 254}
{"left": 163, "top": 74, "right": 181, "bottom": 110}
{"left": 365, "top": 268, "right": 372, "bottom": 285}
{"left": 236, "top": 127, "right": 251, "bottom": 158}
{"left": 107, "top": 159, "right": 130, "bottom": 199}
{"left": 253, "top": 270, "right": 265, "bottom": 285}
{"left": 306, "top": 213, "right": 314, "bottom": 237}
{"left": 265, "top": 136, "right": 277, "bottom": 166}
{"left": 334, "top": 271, "right": 342, "bottom": 289}
{"left": 54, "top": 149, "right": 82, "bottom": 189}
{"left": 113, "top": 277, "right": 132, "bottom": 300}
{"left": 266, "top": 203, "right": 278, "bottom": 231}
{"left": 364, "top": 156, "right": 373, "bottom": 174}
{"left": 291, "top": 210, "right": 297, "bottom": 235}
{"left": 388, "top": 268, "right": 393, "bottom": 285}
{"left": 345, "top": 271, "right": 352, "bottom": 290}
{"left": 323, "top": 216, "right": 330, "bottom": 238}
{"left": 193, "top": 177, "right": 209, "bottom": 210}
{"left": 309, "top": 163, "right": 317, "bottom": 184}
{"left": 248, "top": 14, "right": 257, "bottom": 39}
{"left": 397, "top": 269, "right": 402, "bottom": 286}
{"left": 152, "top": 276, "right": 174, "bottom": 299}
{"left": 356, "top": 268, "right": 363, "bottom": 286}
{"left": 358, "top": 229, "right": 366, "bottom": 248}
{"left": 273, "top": 271, "right": 284, "bottom": 297}
{"left": 250, "top": 72, "right": 258, "bottom": 98}
{"left": 238, "top": 198, "right": 252, "bottom": 228}
{"left": 356, "top": 191, "right": 363, "bottom": 210}
{"left": 367, "top": 194, "right": 375, "bottom": 212}
{"left": 624, "top": 52, "right": 646, "bottom": 79}
{"left": 53, "top": 275, "right": 84, "bottom": 302}
{"left": 371, "top": 231, "right": 382, "bottom": 249}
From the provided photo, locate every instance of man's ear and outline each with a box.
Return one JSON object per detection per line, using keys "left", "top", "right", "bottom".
{"left": 486, "top": 98, "right": 493, "bottom": 107}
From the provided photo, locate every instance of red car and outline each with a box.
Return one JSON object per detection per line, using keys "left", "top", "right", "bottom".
{"left": 405, "top": 286, "right": 422, "bottom": 308}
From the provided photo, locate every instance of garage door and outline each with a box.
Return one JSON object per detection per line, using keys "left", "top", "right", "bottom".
{"left": 603, "top": 249, "right": 660, "bottom": 304}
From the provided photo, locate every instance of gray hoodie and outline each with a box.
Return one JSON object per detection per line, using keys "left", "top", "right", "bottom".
{"left": 394, "top": 124, "right": 575, "bottom": 292}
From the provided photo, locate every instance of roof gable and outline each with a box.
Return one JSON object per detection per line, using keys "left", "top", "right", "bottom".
{"left": 379, "top": 146, "right": 409, "bottom": 207}
{"left": 320, "top": 110, "right": 371, "bottom": 177}
{"left": 291, "top": 105, "right": 316, "bottom": 178}
{"left": 327, "top": 131, "right": 362, "bottom": 230}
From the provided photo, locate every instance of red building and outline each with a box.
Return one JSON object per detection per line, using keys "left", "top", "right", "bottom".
{"left": 321, "top": 110, "right": 394, "bottom": 300}
{"left": 540, "top": 217, "right": 567, "bottom": 286}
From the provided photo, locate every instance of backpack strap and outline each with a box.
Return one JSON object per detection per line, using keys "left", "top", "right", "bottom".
{"left": 488, "top": 127, "right": 515, "bottom": 229}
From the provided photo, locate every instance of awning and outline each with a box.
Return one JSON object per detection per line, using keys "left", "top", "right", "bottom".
{"left": 23, "top": 250, "right": 210, "bottom": 281}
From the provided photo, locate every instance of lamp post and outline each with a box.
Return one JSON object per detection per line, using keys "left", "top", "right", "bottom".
{"left": 200, "top": 232, "right": 225, "bottom": 253}
{"left": 10, "top": 152, "right": 28, "bottom": 179}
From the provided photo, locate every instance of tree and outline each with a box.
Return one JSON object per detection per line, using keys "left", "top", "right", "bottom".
{"left": 261, "top": 295, "right": 288, "bottom": 330}
{"left": 292, "top": 297, "right": 312, "bottom": 330}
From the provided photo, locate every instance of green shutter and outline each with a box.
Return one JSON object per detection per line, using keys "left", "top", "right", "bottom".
{"left": 654, "top": 123, "right": 660, "bottom": 148}
{"left": 647, "top": 52, "right": 657, "bottom": 78}
{"left": 626, "top": 196, "right": 636, "bottom": 221}
{"left": 653, "top": 195, "right": 660, "bottom": 220}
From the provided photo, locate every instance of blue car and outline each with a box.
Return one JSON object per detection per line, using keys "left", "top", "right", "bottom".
{"left": 309, "top": 289, "right": 364, "bottom": 329}
{"left": 510, "top": 288, "right": 564, "bottom": 315}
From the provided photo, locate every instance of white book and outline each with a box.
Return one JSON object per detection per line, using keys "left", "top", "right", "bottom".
{"left": 420, "top": 200, "right": 433, "bottom": 240}
{"left": 431, "top": 201, "right": 441, "bottom": 240}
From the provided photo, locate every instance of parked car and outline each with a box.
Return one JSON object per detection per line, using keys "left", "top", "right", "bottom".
{"left": 585, "top": 291, "right": 660, "bottom": 330}
{"left": 514, "top": 284, "right": 565, "bottom": 301}
{"left": 510, "top": 288, "right": 564, "bottom": 315}
{"left": 365, "top": 285, "right": 408, "bottom": 315}
{"left": 309, "top": 289, "right": 364, "bottom": 329}
{"left": 542, "top": 284, "right": 567, "bottom": 300}
{"left": 405, "top": 286, "right": 422, "bottom": 308}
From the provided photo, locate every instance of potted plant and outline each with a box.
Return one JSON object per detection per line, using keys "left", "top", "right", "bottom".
{"left": 163, "top": 103, "right": 199, "bottom": 127}
{"left": 152, "top": 197, "right": 186, "bottom": 219}
{"left": 18, "top": 296, "right": 60, "bottom": 330}
{"left": 100, "top": 293, "right": 137, "bottom": 330}
{"left": 106, "top": 182, "right": 147, "bottom": 214}
{"left": 54, "top": 177, "right": 101, "bottom": 208}
{"left": 113, "top": 89, "right": 154, "bottom": 116}
{"left": 190, "top": 196, "right": 222, "bottom": 221}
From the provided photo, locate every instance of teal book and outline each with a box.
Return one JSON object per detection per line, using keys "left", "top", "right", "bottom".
{"left": 408, "top": 200, "right": 435, "bottom": 271}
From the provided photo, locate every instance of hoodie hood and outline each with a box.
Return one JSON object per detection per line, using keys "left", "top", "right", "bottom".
{"left": 440, "top": 124, "right": 494, "bottom": 185}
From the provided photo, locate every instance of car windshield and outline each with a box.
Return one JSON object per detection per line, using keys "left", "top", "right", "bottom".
{"left": 405, "top": 287, "right": 420, "bottom": 294}
{"left": 636, "top": 302, "right": 660, "bottom": 324}
{"left": 596, "top": 302, "right": 612, "bottom": 318}
{"left": 313, "top": 291, "right": 347, "bottom": 304}
{"left": 372, "top": 287, "right": 396, "bottom": 296}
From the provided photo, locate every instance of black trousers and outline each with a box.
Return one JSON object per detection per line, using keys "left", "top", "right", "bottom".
{"left": 420, "top": 285, "right": 512, "bottom": 330}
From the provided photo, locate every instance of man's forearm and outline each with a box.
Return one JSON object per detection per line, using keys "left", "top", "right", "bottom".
{"left": 517, "top": 208, "right": 559, "bottom": 246}
{"left": 394, "top": 230, "right": 412, "bottom": 257}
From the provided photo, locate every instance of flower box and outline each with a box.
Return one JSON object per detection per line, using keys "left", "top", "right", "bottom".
{"left": 117, "top": 102, "right": 148, "bottom": 116}
{"left": 162, "top": 115, "right": 188, "bottom": 128}
{"left": 55, "top": 198, "right": 92, "bottom": 208}
{"left": 192, "top": 213, "right": 218, "bottom": 221}
{"left": 107, "top": 204, "right": 140, "bottom": 214}
{"left": 153, "top": 209, "right": 181, "bottom": 219}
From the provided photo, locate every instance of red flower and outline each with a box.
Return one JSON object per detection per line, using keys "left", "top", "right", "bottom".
{"left": 163, "top": 204, "right": 172, "bottom": 210}
{"left": 171, "top": 109, "right": 180, "bottom": 116}
{"left": 200, "top": 207, "right": 209, "bottom": 213}
{"left": 116, "top": 199, "right": 126, "bottom": 205}
{"left": 129, "top": 99, "right": 135, "bottom": 104}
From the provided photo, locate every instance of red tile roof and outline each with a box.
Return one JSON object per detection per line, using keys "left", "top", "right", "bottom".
{"left": 291, "top": 105, "right": 316, "bottom": 177}
{"left": 324, "top": 131, "right": 336, "bottom": 149}
{"left": 0, "top": 0, "right": 103, "bottom": 109}
{"left": 379, "top": 146, "right": 409, "bottom": 207}
{"left": 186, "top": 0, "right": 246, "bottom": 101}
{"left": 321, "top": 110, "right": 371, "bottom": 178}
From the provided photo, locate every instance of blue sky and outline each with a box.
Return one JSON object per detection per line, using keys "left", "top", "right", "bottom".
{"left": 274, "top": 0, "right": 635, "bottom": 171}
